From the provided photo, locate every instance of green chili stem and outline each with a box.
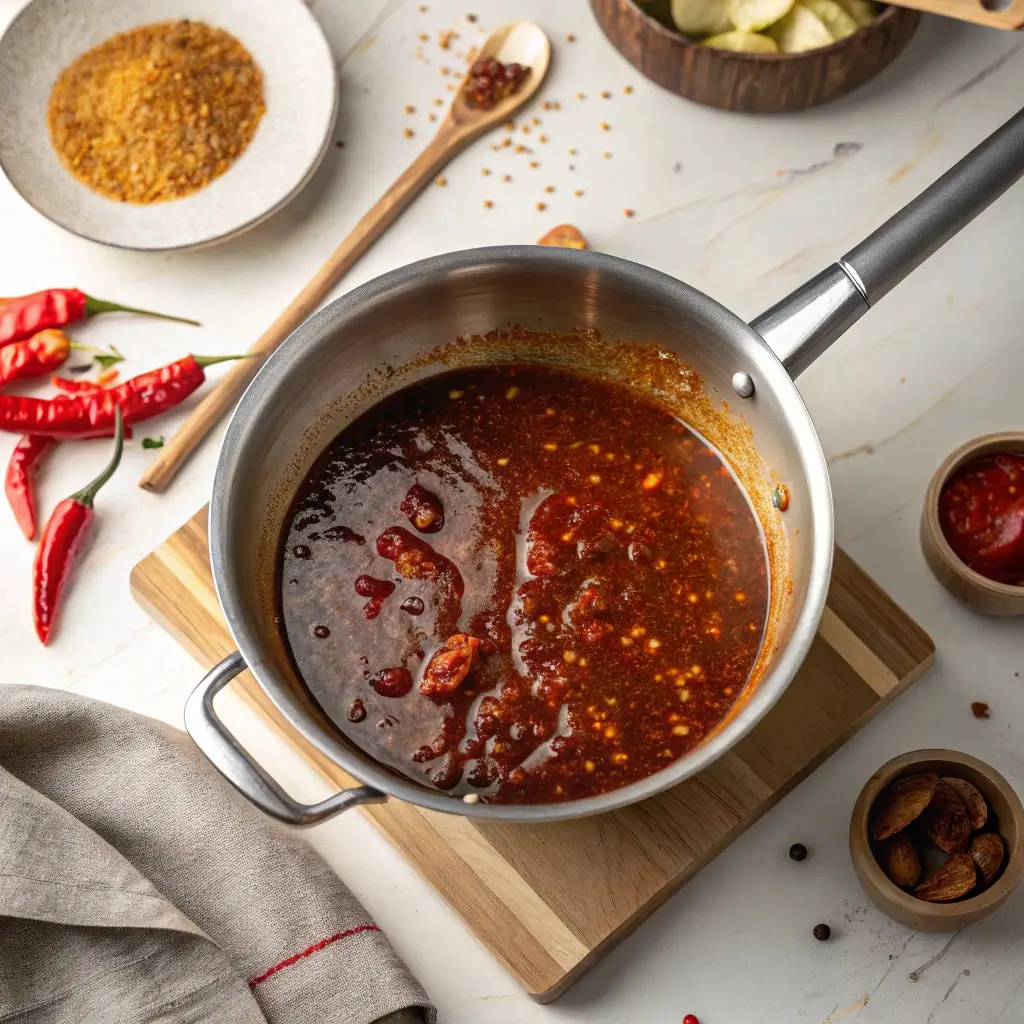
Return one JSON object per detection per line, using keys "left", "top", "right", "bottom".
{"left": 70, "top": 407, "right": 125, "bottom": 508}
{"left": 84, "top": 295, "right": 201, "bottom": 327}
{"left": 192, "top": 354, "right": 254, "bottom": 368}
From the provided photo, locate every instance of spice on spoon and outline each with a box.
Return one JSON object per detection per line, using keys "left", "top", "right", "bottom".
{"left": 461, "top": 56, "right": 530, "bottom": 110}
{"left": 0, "top": 289, "right": 198, "bottom": 348}
{"left": 34, "top": 406, "right": 124, "bottom": 645}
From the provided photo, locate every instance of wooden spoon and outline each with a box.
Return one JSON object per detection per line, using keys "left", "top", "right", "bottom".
{"left": 140, "top": 23, "right": 551, "bottom": 493}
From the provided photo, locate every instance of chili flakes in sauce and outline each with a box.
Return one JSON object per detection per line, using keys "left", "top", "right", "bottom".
{"left": 280, "top": 365, "right": 768, "bottom": 804}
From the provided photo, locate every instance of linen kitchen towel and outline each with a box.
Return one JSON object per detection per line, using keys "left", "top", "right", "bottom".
{"left": 0, "top": 684, "right": 435, "bottom": 1024}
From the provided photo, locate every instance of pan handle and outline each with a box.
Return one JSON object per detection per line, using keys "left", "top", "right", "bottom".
{"left": 751, "top": 106, "right": 1024, "bottom": 377}
{"left": 184, "top": 651, "right": 386, "bottom": 826}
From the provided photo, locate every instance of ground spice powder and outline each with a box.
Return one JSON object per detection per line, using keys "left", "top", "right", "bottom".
{"left": 47, "top": 20, "right": 265, "bottom": 204}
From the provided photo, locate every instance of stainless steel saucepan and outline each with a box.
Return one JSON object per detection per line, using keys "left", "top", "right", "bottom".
{"left": 185, "top": 108, "right": 1024, "bottom": 826}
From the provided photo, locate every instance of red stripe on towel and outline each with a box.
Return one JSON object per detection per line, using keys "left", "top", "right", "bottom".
{"left": 248, "top": 924, "right": 381, "bottom": 986}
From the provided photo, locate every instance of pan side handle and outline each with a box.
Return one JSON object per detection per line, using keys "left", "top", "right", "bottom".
{"left": 752, "top": 106, "right": 1024, "bottom": 378}
{"left": 184, "top": 651, "right": 386, "bottom": 826}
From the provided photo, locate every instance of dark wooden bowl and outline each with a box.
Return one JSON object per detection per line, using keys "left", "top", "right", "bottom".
{"left": 590, "top": 0, "right": 921, "bottom": 114}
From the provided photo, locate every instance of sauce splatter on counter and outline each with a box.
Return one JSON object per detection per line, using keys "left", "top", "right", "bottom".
{"left": 281, "top": 365, "right": 768, "bottom": 803}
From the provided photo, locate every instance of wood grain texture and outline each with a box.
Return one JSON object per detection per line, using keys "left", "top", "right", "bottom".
{"left": 590, "top": 0, "right": 921, "bottom": 114}
{"left": 888, "top": 0, "right": 1024, "bottom": 29}
{"left": 131, "top": 508, "right": 934, "bottom": 1002}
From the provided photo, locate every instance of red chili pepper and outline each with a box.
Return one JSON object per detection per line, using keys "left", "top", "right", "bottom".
{"left": 52, "top": 376, "right": 104, "bottom": 394}
{"left": 5, "top": 435, "right": 56, "bottom": 540}
{"left": 0, "top": 354, "right": 245, "bottom": 438}
{"left": 33, "top": 408, "right": 124, "bottom": 645}
{"left": 0, "top": 329, "right": 71, "bottom": 385}
{"left": 0, "top": 289, "right": 199, "bottom": 348}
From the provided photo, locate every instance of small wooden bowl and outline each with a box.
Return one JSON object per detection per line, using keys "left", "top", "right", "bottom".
{"left": 920, "top": 433, "right": 1024, "bottom": 617}
{"left": 590, "top": 0, "right": 920, "bottom": 114}
{"left": 850, "top": 750, "right": 1024, "bottom": 932}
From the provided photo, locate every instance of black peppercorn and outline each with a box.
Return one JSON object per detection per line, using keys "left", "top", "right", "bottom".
{"left": 813, "top": 924, "right": 831, "bottom": 941}
{"left": 789, "top": 843, "right": 808, "bottom": 861}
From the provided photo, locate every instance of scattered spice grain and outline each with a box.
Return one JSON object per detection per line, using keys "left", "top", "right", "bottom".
{"left": 624, "top": 208, "right": 634, "bottom": 217}
{"left": 566, "top": 33, "right": 577, "bottom": 41}
{"left": 573, "top": 189, "right": 583, "bottom": 196}
{"left": 536, "top": 201, "right": 546, "bottom": 211}
{"left": 789, "top": 843, "right": 808, "bottom": 861}
{"left": 601, "top": 90, "right": 611, "bottom": 99}
{"left": 483, "top": 199, "right": 494, "bottom": 208}
{"left": 624, "top": 85, "right": 634, "bottom": 94}
{"left": 971, "top": 702, "right": 991, "bottom": 719}
{"left": 47, "top": 20, "right": 265, "bottom": 204}
{"left": 502, "top": 174, "right": 512, "bottom": 182}
{"left": 404, "top": 127, "right": 415, "bottom": 138}
{"left": 544, "top": 184, "right": 554, "bottom": 193}
{"left": 481, "top": 167, "right": 491, "bottom": 175}
{"left": 601, "top": 122, "right": 611, "bottom": 131}
{"left": 529, "top": 160, "right": 540, "bottom": 168}
{"left": 813, "top": 924, "right": 831, "bottom": 941}
{"left": 467, "top": 13, "right": 478, "bottom": 22}
{"left": 435, "top": 176, "right": 448, "bottom": 187}
{"left": 404, "top": 104, "right": 416, "bottom": 114}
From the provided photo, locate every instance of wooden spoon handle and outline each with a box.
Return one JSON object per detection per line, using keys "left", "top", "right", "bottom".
{"left": 139, "top": 123, "right": 465, "bottom": 493}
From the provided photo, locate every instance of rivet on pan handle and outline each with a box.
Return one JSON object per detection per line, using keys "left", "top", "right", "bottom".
{"left": 184, "top": 651, "right": 386, "bottom": 826}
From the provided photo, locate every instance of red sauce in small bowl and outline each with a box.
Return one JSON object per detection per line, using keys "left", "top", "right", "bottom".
{"left": 938, "top": 452, "right": 1024, "bottom": 585}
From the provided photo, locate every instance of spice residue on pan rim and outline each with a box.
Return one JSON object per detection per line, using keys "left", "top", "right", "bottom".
{"left": 255, "top": 326, "right": 793, "bottom": 795}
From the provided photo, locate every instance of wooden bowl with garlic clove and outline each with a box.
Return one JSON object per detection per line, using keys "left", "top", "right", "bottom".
{"left": 850, "top": 750, "right": 1024, "bottom": 932}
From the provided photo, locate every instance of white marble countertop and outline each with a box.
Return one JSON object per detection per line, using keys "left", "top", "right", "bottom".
{"left": 3, "top": 1, "right": 1024, "bottom": 1020}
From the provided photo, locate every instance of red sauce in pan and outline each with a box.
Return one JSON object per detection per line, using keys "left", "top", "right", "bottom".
{"left": 939, "top": 452, "right": 1024, "bottom": 585}
{"left": 280, "top": 365, "right": 768, "bottom": 804}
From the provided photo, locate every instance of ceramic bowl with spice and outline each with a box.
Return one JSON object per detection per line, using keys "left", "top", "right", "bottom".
{"left": 850, "top": 749, "right": 1024, "bottom": 932}
{"left": 0, "top": 0, "right": 338, "bottom": 250}
{"left": 921, "top": 432, "right": 1024, "bottom": 617}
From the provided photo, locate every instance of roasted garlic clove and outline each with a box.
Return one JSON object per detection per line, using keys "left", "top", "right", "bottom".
{"left": 870, "top": 772, "right": 938, "bottom": 841}
{"left": 924, "top": 781, "right": 972, "bottom": 854}
{"left": 878, "top": 834, "right": 923, "bottom": 889}
{"left": 970, "top": 832, "right": 1006, "bottom": 887}
{"left": 913, "top": 853, "right": 978, "bottom": 902}
{"left": 941, "top": 776, "right": 989, "bottom": 831}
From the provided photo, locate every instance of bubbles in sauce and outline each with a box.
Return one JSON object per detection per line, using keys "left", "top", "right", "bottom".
{"left": 279, "top": 365, "right": 768, "bottom": 804}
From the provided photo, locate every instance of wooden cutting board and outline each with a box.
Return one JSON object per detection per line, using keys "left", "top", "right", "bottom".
{"left": 131, "top": 507, "right": 934, "bottom": 1003}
